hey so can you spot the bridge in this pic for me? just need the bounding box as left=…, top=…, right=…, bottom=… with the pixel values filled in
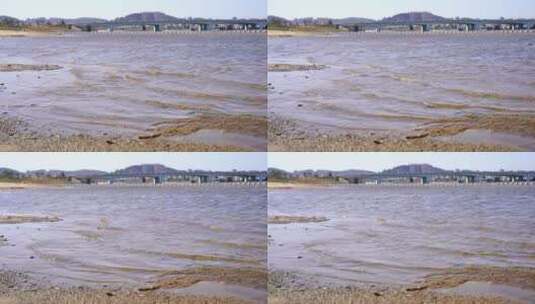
left=74, top=19, right=267, bottom=32
left=337, top=171, right=535, bottom=184
left=335, top=19, right=535, bottom=32
left=70, top=171, right=267, bottom=185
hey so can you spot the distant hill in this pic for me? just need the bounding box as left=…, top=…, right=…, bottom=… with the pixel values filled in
left=382, top=164, right=447, bottom=175
left=0, top=167, right=22, bottom=177
left=383, top=12, right=446, bottom=23
left=114, top=12, right=179, bottom=23
left=114, top=164, right=179, bottom=175
left=268, top=15, right=375, bottom=27
left=0, top=15, right=22, bottom=26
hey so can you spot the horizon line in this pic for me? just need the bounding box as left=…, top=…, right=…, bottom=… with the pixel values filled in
left=268, top=12, right=535, bottom=21
left=1, top=11, right=267, bottom=21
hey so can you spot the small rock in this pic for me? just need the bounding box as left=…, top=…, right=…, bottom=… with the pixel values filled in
left=406, top=133, right=429, bottom=140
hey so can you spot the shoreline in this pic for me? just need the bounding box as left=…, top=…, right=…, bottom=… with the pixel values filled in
left=268, top=117, right=524, bottom=152
left=269, top=266, right=535, bottom=304
left=268, top=181, right=535, bottom=188
left=0, top=270, right=255, bottom=304
left=268, top=29, right=535, bottom=37
left=0, top=116, right=266, bottom=153
left=0, top=182, right=65, bottom=190
left=0, top=29, right=67, bottom=37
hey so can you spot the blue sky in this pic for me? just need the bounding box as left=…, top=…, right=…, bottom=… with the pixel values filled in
left=0, top=153, right=267, bottom=172
left=269, top=153, right=535, bottom=172
left=1, top=0, right=266, bottom=19
left=269, top=0, right=535, bottom=19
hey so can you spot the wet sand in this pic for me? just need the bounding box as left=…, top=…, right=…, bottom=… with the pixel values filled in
left=269, top=266, right=535, bottom=304
left=268, top=216, right=329, bottom=225
left=0, top=215, right=62, bottom=224
left=0, top=64, right=63, bottom=72
left=268, top=64, right=326, bottom=72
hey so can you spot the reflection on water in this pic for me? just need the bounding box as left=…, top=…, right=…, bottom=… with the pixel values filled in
left=0, top=186, right=266, bottom=289
left=269, top=33, right=535, bottom=147
left=268, top=185, right=535, bottom=285
left=0, top=32, right=266, bottom=148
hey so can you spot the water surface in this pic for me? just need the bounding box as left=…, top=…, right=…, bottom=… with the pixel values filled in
left=0, top=32, right=267, bottom=149
left=268, top=185, right=535, bottom=285
left=269, top=33, right=535, bottom=148
left=0, top=185, right=266, bottom=301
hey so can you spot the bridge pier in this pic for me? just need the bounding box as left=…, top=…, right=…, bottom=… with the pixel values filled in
left=420, top=24, right=430, bottom=32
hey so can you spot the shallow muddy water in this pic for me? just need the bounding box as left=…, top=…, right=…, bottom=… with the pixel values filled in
left=269, top=32, right=535, bottom=149
left=0, top=32, right=266, bottom=150
left=0, top=185, right=266, bottom=301
left=268, top=185, right=535, bottom=286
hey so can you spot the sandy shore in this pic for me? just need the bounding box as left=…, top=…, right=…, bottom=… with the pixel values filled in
left=0, top=30, right=65, bottom=37
left=269, top=266, right=535, bottom=304
left=0, top=183, right=53, bottom=190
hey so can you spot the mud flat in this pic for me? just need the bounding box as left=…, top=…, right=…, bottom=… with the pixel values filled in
left=268, top=64, right=326, bottom=72
left=0, top=215, right=62, bottom=224
left=268, top=216, right=329, bottom=225
left=269, top=266, right=535, bottom=304
left=0, top=64, right=62, bottom=72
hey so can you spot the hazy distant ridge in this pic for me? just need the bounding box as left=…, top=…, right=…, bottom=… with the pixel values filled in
left=381, top=164, right=446, bottom=175
left=382, top=12, right=446, bottom=22
left=113, top=164, right=179, bottom=175
left=114, top=12, right=179, bottom=23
